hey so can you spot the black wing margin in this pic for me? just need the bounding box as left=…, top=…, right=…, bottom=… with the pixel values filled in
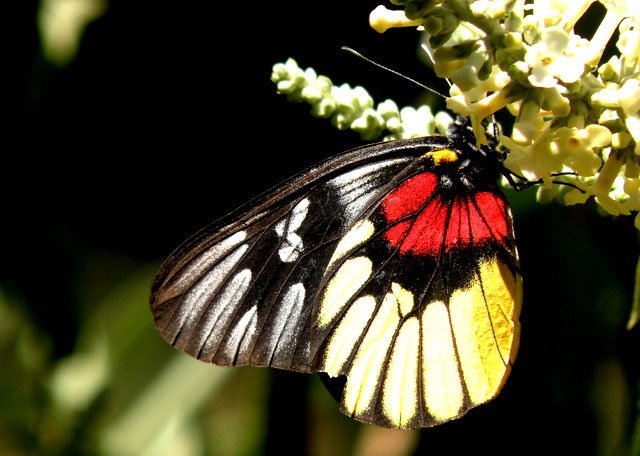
left=150, top=136, right=449, bottom=372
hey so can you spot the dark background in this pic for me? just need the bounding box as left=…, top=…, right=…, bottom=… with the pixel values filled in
left=4, top=1, right=639, bottom=455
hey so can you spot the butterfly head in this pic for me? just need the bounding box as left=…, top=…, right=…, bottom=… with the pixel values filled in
left=423, top=116, right=505, bottom=194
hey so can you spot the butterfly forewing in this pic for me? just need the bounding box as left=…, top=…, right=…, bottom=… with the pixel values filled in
left=151, top=137, right=442, bottom=370
left=150, top=128, right=522, bottom=430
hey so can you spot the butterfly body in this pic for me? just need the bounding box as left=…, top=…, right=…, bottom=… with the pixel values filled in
left=151, top=119, right=522, bottom=429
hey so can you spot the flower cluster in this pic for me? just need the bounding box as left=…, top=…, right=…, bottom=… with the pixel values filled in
left=271, top=58, right=453, bottom=140
left=370, top=0, right=640, bottom=228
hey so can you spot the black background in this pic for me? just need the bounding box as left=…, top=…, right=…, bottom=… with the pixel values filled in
left=6, top=1, right=639, bottom=454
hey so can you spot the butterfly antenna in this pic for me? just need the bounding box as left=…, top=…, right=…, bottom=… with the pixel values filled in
left=341, top=46, right=447, bottom=100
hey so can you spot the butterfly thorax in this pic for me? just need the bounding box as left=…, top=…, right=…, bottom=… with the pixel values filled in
left=424, top=143, right=502, bottom=202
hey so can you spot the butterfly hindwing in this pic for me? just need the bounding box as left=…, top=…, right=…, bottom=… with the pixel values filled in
left=311, top=168, right=522, bottom=428
left=150, top=126, right=523, bottom=430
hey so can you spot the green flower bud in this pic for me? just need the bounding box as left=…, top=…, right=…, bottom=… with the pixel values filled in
left=522, top=14, right=541, bottom=45
left=598, top=57, right=621, bottom=83
left=424, top=9, right=459, bottom=36
left=404, top=0, right=440, bottom=19
left=505, top=9, right=522, bottom=32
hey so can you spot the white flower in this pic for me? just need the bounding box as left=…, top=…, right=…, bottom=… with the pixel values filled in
left=592, top=79, right=640, bottom=115
left=531, top=0, right=566, bottom=26
left=525, top=26, right=585, bottom=88
left=503, top=133, right=564, bottom=182
left=396, top=106, right=437, bottom=139
left=554, top=125, right=611, bottom=176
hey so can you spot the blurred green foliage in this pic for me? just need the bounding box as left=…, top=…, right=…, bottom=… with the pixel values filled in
left=0, top=264, right=417, bottom=455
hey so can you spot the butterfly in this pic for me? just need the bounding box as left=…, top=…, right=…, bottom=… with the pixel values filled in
left=149, top=116, right=522, bottom=429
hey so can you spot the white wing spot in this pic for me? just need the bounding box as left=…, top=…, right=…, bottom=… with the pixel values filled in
left=169, top=231, right=248, bottom=296
left=328, top=159, right=406, bottom=225
left=224, top=302, right=258, bottom=358
left=195, top=268, right=253, bottom=357
left=274, top=198, right=310, bottom=263
left=177, top=244, right=249, bottom=338
left=265, top=283, right=306, bottom=359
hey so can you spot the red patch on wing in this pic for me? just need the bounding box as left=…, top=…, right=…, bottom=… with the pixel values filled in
left=381, top=173, right=437, bottom=220
left=471, top=192, right=508, bottom=240
left=382, top=173, right=509, bottom=256
left=445, top=199, right=470, bottom=247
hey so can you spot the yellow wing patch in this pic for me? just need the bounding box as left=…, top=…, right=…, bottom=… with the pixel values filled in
left=480, top=260, right=523, bottom=365
left=343, top=292, right=399, bottom=417
left=391, top=282, right=415, bottom=316
left=383, top=317, right=419, bottom=427
left=319, top=256, right=372, bottom=327
left=450, top=258, right=521, bottom=407
left=422, top=301, right=464, bottom=421
left=323, top=295, right=375, bottom=377
left=327, top=219, right=375, bottom=269
left=425, top=148, right=458, bottom=165
left=320, top=256, right=521, bottom=429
